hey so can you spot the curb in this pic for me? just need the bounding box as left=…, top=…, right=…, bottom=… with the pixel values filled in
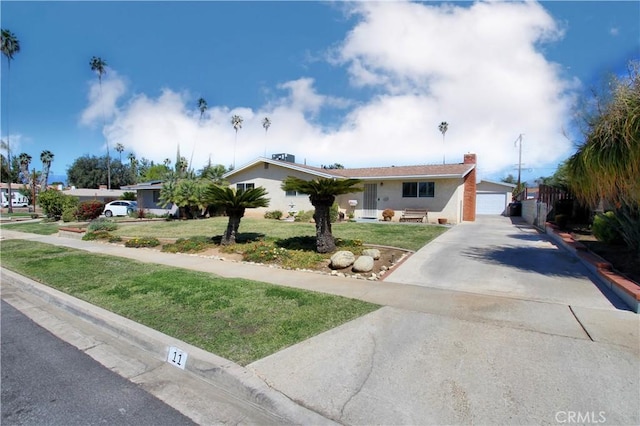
left=545, top=223, right=640, bottom=313
left=1, top=267, right=335, bottom=425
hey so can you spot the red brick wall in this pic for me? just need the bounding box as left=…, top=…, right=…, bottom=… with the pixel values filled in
left=462, top=154, right=476, bottom=222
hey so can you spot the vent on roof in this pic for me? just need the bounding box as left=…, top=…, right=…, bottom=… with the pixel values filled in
left=272, top=153, right=295, bottom=163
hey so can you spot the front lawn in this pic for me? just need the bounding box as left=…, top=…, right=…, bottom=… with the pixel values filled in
left=0, top=239, right=379, bottom=366
left=113, top=217, right=447, bottom=252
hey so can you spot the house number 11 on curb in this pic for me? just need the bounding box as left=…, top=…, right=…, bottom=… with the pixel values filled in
left=168, top=346, right=187, bottom=369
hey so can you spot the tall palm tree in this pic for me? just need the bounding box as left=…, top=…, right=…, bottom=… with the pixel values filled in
left=17, top=152, right=32, bottom=184
left=230, top=114, right=243, bottom=168
left=205, top=185, right=269, bottom=245
left=115, top=143, right=124, bottom=163
left=438, top=121, right=448, bottom=164
left=262, top=116, right=271, bottom=157
left=39, top=150, right=54, bottom=188
left=90, top=56, right=111, bottom=189
left=127, top=152, right=137, bottom=184
left=198, top=97, right=208, bottom=120
left=281, top=177, right=363, bottom=253
left=1, top=29, right=20, bottom=212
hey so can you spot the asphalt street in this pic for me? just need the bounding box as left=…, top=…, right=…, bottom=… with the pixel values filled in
left=1, top=300, right=195, bottom=426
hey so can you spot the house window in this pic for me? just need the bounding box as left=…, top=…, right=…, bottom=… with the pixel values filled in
left=402, top=181, right=434, bottom=198
left=285, top=190, right=298, bottom=197
left=236, top=183, right=255, bottom=192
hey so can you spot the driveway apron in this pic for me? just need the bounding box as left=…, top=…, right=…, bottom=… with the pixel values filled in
left=385, top=215, right=625, bottom=309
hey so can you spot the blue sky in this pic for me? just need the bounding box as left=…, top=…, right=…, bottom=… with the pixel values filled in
left=1, top=1, right=638, bottom=185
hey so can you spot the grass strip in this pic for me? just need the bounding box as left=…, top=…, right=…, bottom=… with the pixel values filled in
left=1, top=221, right=60, bottom=235
left=0, top=240, right=379, bottom=365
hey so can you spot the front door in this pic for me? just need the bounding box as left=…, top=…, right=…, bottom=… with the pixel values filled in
left=362, top=183, right=378, bottom=218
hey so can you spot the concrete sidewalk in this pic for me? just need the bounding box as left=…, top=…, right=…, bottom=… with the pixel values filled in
left=1, top=223, right=639, bottom=424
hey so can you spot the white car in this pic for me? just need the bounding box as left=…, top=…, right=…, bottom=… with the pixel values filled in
left=103, top=200, right=138, bottom=217
left=2, top=200, right=29, bottom=208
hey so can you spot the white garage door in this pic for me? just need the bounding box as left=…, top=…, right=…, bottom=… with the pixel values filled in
left=476, top=192, right=508, bottom=215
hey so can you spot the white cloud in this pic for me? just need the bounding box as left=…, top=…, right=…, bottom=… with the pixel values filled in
left=610, top=27, right=619, bottom=36
left=80, top=1, right=578, bottom=180
left=80, top=70, right=127, bottom=127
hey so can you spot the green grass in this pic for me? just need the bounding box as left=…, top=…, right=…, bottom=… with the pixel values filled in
left=1, top=221, right=61, bottom=235
left=115, top=217, right=447, bottom=251
left=0, top=239, right=379, bottom=365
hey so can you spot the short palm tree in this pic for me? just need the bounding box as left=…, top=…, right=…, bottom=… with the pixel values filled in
left=281, top=177, right=363, bottom=253
left=206, top=185, right=269, bottom=245
left=2, top=29, right=20, bottom=212
left=39, top=150, right=54, bottom=188
left=90, top=56, right=111, bottom=189
left=438, top=121, right=448, bottom=164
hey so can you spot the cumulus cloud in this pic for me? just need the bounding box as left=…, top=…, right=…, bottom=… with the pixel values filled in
left=80, top=70, right=127, bottom=127
left=79, top=1, right=578, bottom=179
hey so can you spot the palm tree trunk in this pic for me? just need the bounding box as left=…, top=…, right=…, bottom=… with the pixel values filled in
left=221, top=207, right=245, bottom=245
left=313, top=202, right=336, bottom=253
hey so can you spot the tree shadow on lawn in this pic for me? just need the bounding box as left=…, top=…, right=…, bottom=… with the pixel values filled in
left=211, top=233, right=265, bottom=244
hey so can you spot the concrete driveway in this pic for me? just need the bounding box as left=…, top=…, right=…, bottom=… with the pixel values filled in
left=385, top=215, right=626, bottom=309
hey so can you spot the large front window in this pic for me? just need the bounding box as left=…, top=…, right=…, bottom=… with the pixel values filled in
left=402, top=181, right=434, bottom=198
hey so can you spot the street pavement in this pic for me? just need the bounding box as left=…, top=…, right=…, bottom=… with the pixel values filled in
left=1, top=216, right=638, bottom=425
left=1, top=300, right=195, bottom=426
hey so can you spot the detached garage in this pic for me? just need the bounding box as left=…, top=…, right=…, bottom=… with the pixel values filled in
left=476, top=180, right=516, bottom=215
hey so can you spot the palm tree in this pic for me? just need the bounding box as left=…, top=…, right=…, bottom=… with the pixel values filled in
left=115, top=143, right=124, bottom=163
left=566, top=62, right=640, bottom=255
left=206, top=185, right=269, bottom=245
left=438, top=121, right=448, bottom=164
left=281, top=177, right=363, bottom=253
left=262, top=116, right=271, bottom=157
left=90, top=56, right=111, bottom=189
left=1, top=29, right=20, bottom=212
left=17, top=152, right=32, bottom=184
left=39, top=150, right=54, bottom=188
left=198, top=97, right=208, bottom=120
left=230, top=114, right=243, bottom=168
left=127, top=152, right=137, bottom=184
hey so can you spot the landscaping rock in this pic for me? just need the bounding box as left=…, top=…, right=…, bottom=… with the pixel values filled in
left=362, top=248, right=381, bottom=260
left=352, top=255, right=374, bottom=272
left=330, top=251, right=356, bottom=269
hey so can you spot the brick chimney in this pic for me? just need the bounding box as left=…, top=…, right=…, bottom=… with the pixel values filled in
left=462, top=153, right=477, bottom=222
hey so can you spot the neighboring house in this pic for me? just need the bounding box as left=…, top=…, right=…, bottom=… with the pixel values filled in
left=120, top=181, right=178, bottom=216
left=62, top=186, right=129, bottom=203
left=476, top=180, right=517, bottom=216
left=223, top=153, right=478, bottom=224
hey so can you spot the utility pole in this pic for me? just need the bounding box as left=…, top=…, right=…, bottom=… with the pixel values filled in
left=515, top=134, right=524, bottom=192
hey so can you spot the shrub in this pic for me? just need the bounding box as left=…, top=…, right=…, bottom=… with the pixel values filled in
left=87, top=217, right=118, bottom=232
left=330, top=203, right=339, bottom=223
left=162, top=236, right=214, bottom=253
left=38, top=189, right=78, bottom=218
left=295, top=210, right=314, bottom=222
left=125, top=237, right=160, bottom=248
left=83, top=230, right=113, bottom=241
left=592, top=211, right=623, bottom=244
left=554, top=214, right=569, bottom=229
left=121, top=192, right=137, bottom=201
left=76, top=200, right=104, bottom=221
left=264, top=210, right=284, bottom=220
left=382, top=209, right=395, bottom=221
left=62, top=207, right=77, bottom=223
